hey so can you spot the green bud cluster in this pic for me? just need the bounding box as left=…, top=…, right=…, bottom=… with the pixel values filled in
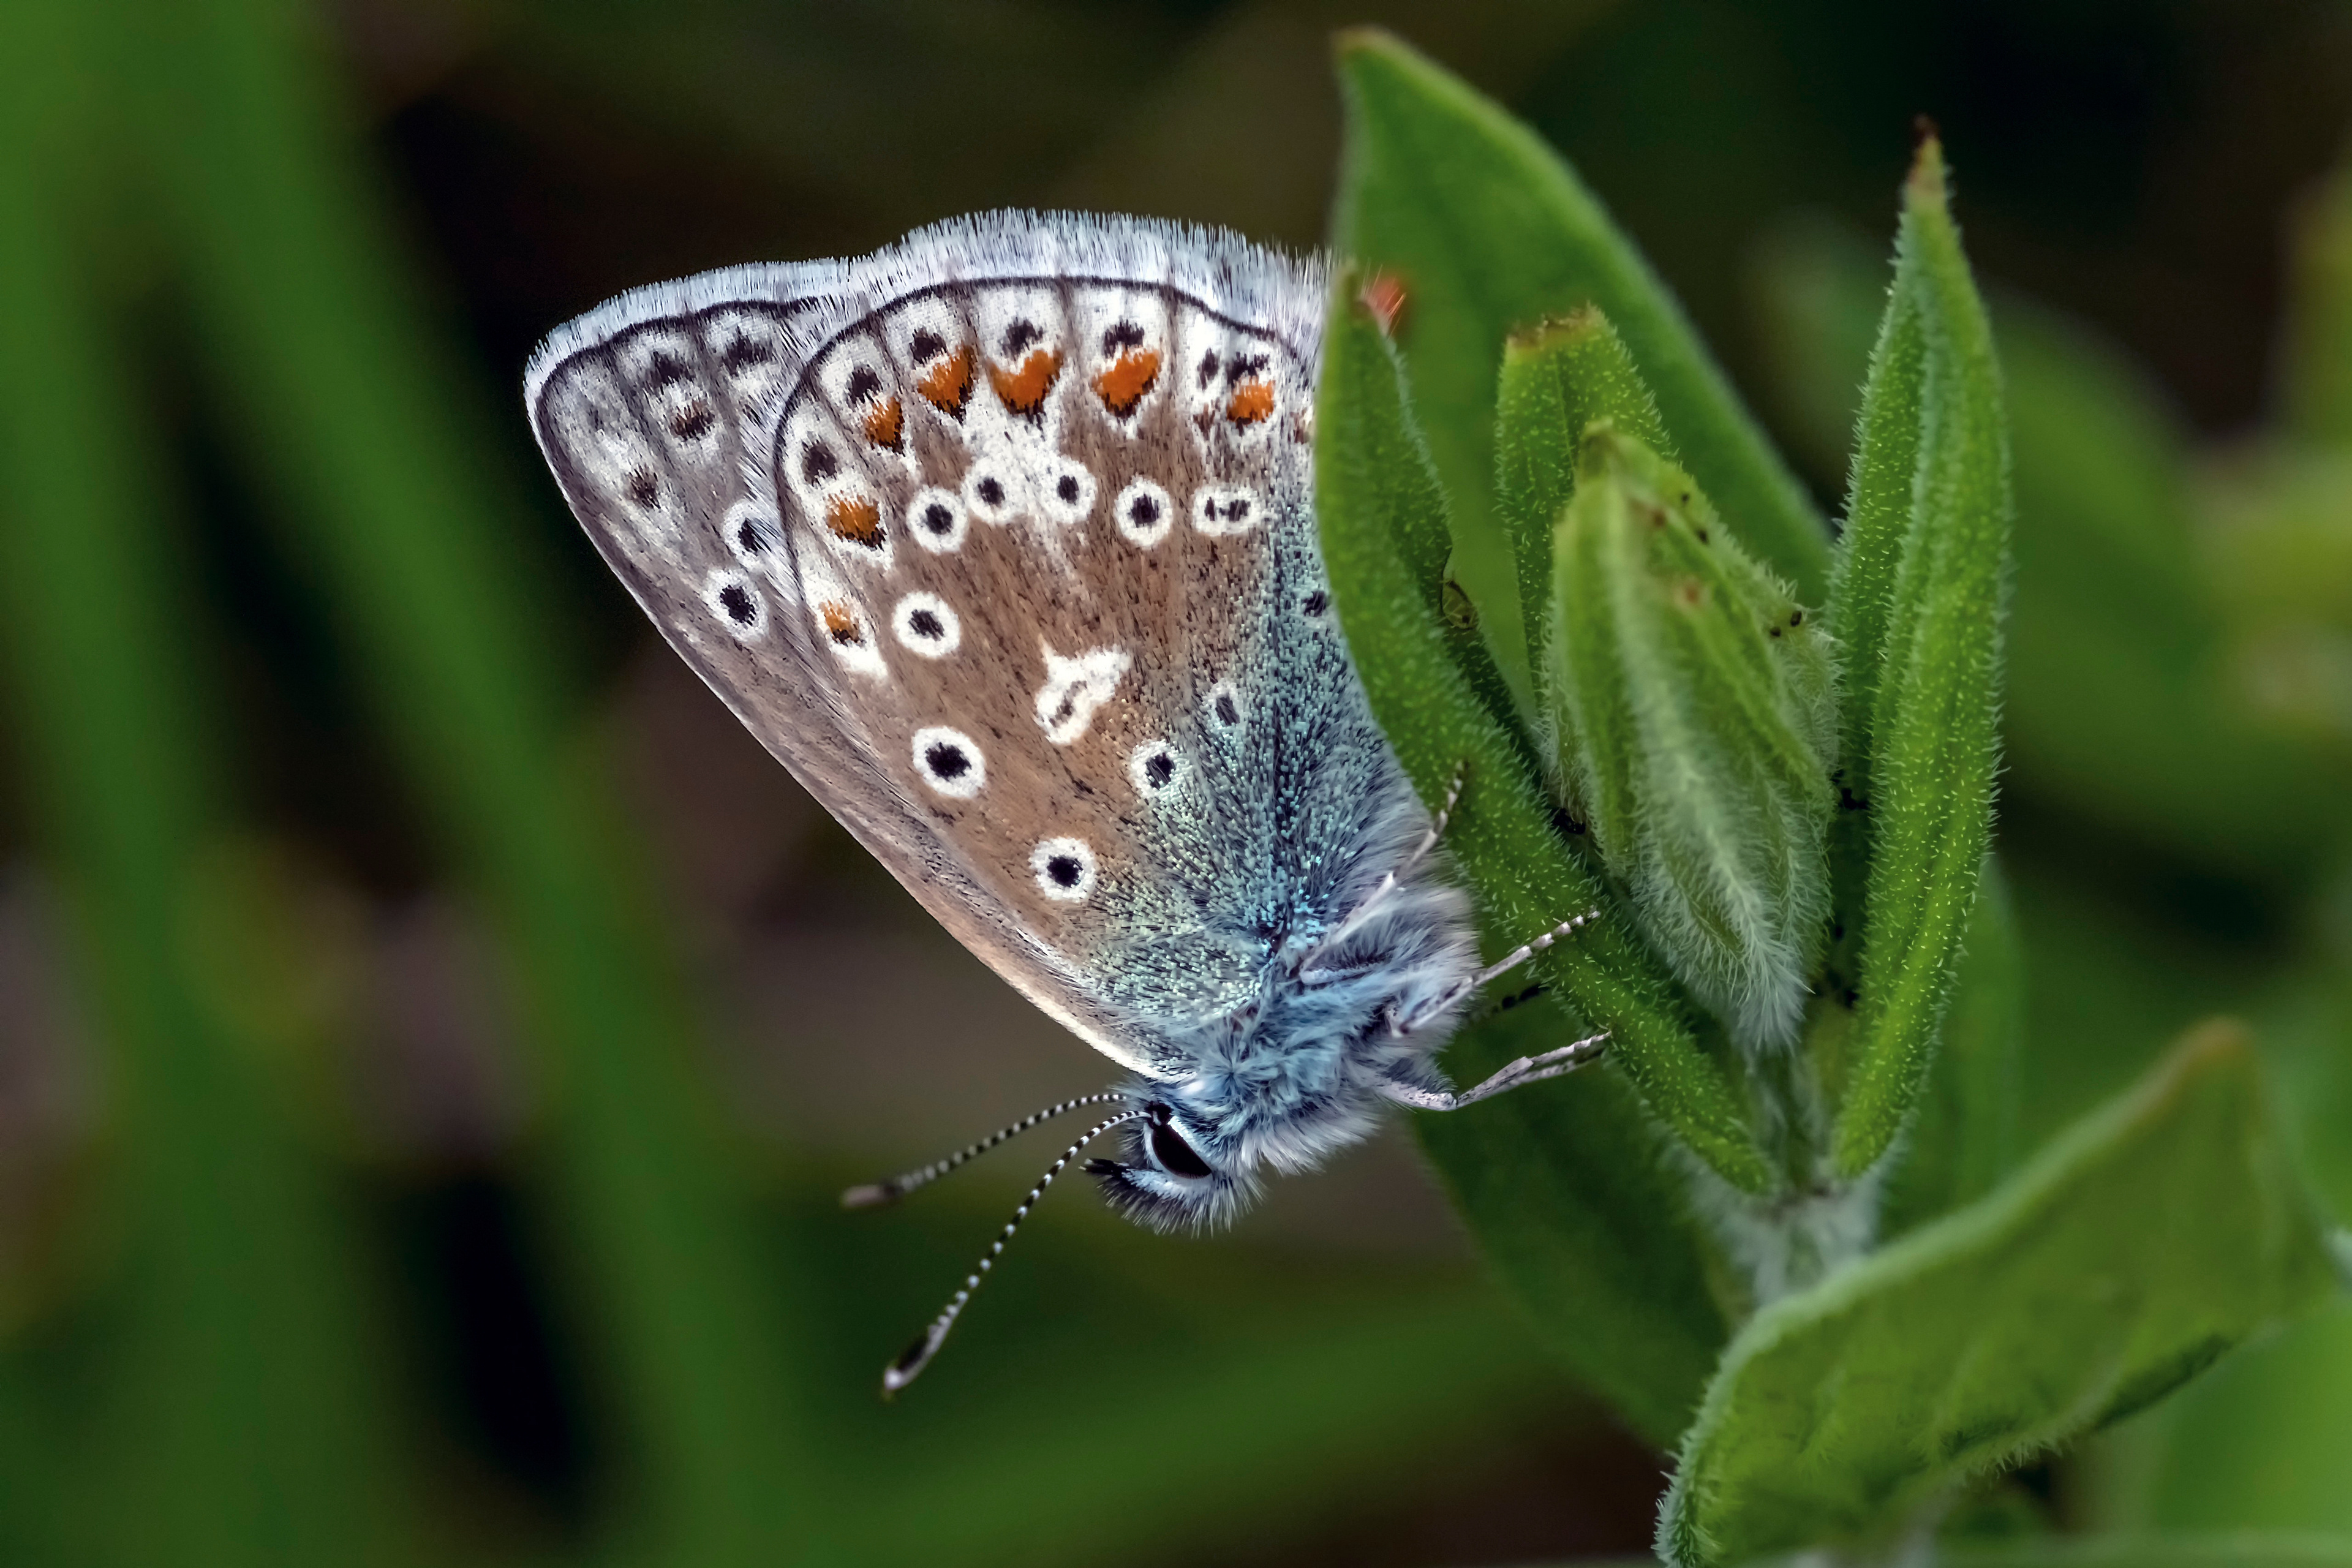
left=1542, top=427, right=1838, bottom=1050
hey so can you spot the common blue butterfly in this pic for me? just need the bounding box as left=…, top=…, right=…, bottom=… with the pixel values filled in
left=524, top=213, right=1602, bottom=1389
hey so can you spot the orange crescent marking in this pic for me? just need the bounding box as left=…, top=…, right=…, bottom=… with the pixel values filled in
left=987, top=349, right=1064, bottom=415
left=862, top=395, right=904, bottom=450
left=825, top=495, right=883, bottom=547
left=1091, top=349, right=1161, bottom=417
left=916, top=346, right=974, bottom=416
left=1225, top=380, right=1275, bottom=425
left=818, top=601, right=864, bottom=645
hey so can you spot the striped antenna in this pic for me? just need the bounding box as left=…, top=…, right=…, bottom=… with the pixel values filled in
left=881, top=1106, right=1147, bottom=1396
left=841, top=1091, right=1134, bottom=1208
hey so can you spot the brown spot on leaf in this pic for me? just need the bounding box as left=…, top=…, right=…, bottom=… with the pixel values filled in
left=1093, top=349, right=1161, bottom=417
left=989, top=349, right=1063, bottom=415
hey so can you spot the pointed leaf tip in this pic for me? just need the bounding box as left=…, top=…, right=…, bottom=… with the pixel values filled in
left=1907, top=127, right=1950, bottom=209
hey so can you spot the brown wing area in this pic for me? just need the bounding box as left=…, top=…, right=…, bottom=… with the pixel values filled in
left=774, top=279, right=1310, bottom=1016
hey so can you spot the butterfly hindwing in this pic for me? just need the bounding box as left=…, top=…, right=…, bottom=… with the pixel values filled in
left=527, top=216, right=1385, bottom=1078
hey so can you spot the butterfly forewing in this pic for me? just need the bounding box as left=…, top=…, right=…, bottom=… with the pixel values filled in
left=526, top=216, right=1382, bottom=1077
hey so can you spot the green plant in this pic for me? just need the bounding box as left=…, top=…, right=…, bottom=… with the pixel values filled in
left=1317, top=30, right=2346, bottom=1565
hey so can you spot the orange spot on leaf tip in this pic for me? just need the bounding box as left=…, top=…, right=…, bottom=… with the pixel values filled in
left=818, top=601, right=864, bottom=645
left=916, top=345, right=974, bottom=416
left=862, top=395, right=904, bottom=450
left=826, top=495, right=883, bottom=546
left=988, top=349, right=1064, bottom=415
left=1224, top=380, right=1275, bottom=425
left=1358, top=272, right=1409, bottom=337
left=1092, top=349, right=1161, bottom=417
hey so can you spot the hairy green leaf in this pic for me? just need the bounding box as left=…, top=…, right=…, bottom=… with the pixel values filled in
left=1548, top=428, right=1835, bottom=1051
left=1657, top=1022, right=2342, bottom=1568
left=1828, top=139, right=2013, bottom=1177
left=1333, top=28, right=1831, bottom=716
left=1316, top=275, right=1776, bottom=1196
left=1494, top=306, right=1675, bottom=722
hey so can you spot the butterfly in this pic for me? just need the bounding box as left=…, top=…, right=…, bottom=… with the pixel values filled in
left=524, top=212, right=1604, bottom=1389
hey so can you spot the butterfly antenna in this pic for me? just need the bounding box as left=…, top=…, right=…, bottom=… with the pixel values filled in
left=881, top=1106, right=1148, bottom=1396
left=841, top=1091, right=1134, bottom=1209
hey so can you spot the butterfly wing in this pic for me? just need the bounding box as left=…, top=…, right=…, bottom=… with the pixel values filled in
left=527, top=216, right=1385, bottom=1079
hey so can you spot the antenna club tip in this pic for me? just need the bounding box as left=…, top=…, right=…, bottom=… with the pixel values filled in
left=841, top=1182, right=900, bottom=1210
left=881, top=1328, right=946, bottom=1397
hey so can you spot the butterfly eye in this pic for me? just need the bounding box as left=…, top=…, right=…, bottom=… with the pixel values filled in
left=1145, top=1110, right=1215, bottom=1180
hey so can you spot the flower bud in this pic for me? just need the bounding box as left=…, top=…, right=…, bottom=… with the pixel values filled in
left=1547, top=425, right=1836, bottom=1050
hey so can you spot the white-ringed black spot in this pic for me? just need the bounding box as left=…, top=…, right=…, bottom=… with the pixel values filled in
left=1128, top=739, right=1187, bottom=799
left=625, top=468, right=658, bottom=508
left=891, top=592, right=961, bottom=658
left=846, top=364, right=882, bottom=402
left=978, top=477, right=1005, bottom=505
left=1030, top=836, right=1098, bottom=903
left=1192, top=484, right=1262, bottom=537
left=1057, top=474, right=1080, bottom=505
left=736, top=518, right=767, bottom=555
left=911, top=726, right=986, bottom=799
left=670, top=401, right=716, bottom=442
left=1102, top=320, right=1146, bottom=354
left=1224, top=352, right=1270, bottom=386
left=801, top=440, right=838, bottom=483
left=1302, top=590, right=1329, bottom=617
left=1216, top=693, right=1239, bottom=725
left=645, top=350, right=692, bottom=388
left=911, top=327, right=946, bottom=362
left=1002, top=319, right=1045, bottom=356
left=908, top=486, right=968, bottom=552
left=704, top=571, right=766, bottom=640
left=1113, top=477, right=1175, bottom=548
left=1197, top=349, right=1219, bottom=388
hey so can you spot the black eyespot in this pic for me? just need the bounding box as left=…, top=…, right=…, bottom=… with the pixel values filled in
left=1002, top=319, right=1044, bottom=356
left=1056, top=473, right=1080, bottom=505
left=625, top=468, right=658, bottom=507
left=801, top=441, right=837, bottom=483
left=1224, top=352, right=1269, bottom=386
left=908, top=608, right=944, bottom=640
left=922, top=502, right=954, bottom=534
left=1303, top=590, right=1329, bottom=617
left=717, top=583, right=756, bottom=625
left=977, top=476, right=1005, bottom=507
left=1129, top=493, right=1161, bottom=526
left=1214, top=693, right=1238, bottom=726
left=924, top=742, right=970, bottom=781
left=1197, top=349, right=1220, bottom=388
left=720, top=335, right=774, bottom=373
left=645, top=350, right=693, bottom=388
left=736, top=518, right=766, bottom=554
left=1147, top=1112, right=1214, bottom=1180
left=845, top=364, right=881, bottom=402
left=911, top=328, right=946, bottom=362
left=1045, top=854, right=1083, bottom=889
left=1144, top=750, right=1174, bottom=788
left=1102, top=320, right=1146, bottom=353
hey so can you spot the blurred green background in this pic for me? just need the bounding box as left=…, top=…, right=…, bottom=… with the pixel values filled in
left=1, top=1, right=2348, bottom=1564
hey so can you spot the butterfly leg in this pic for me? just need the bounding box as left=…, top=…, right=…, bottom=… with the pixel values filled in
left=1378, top=1028, right=1610, bottom=1110
left=1295, top=764, right=1468, bottom=981
left=1392, top=907, right=1602, bottom=1035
